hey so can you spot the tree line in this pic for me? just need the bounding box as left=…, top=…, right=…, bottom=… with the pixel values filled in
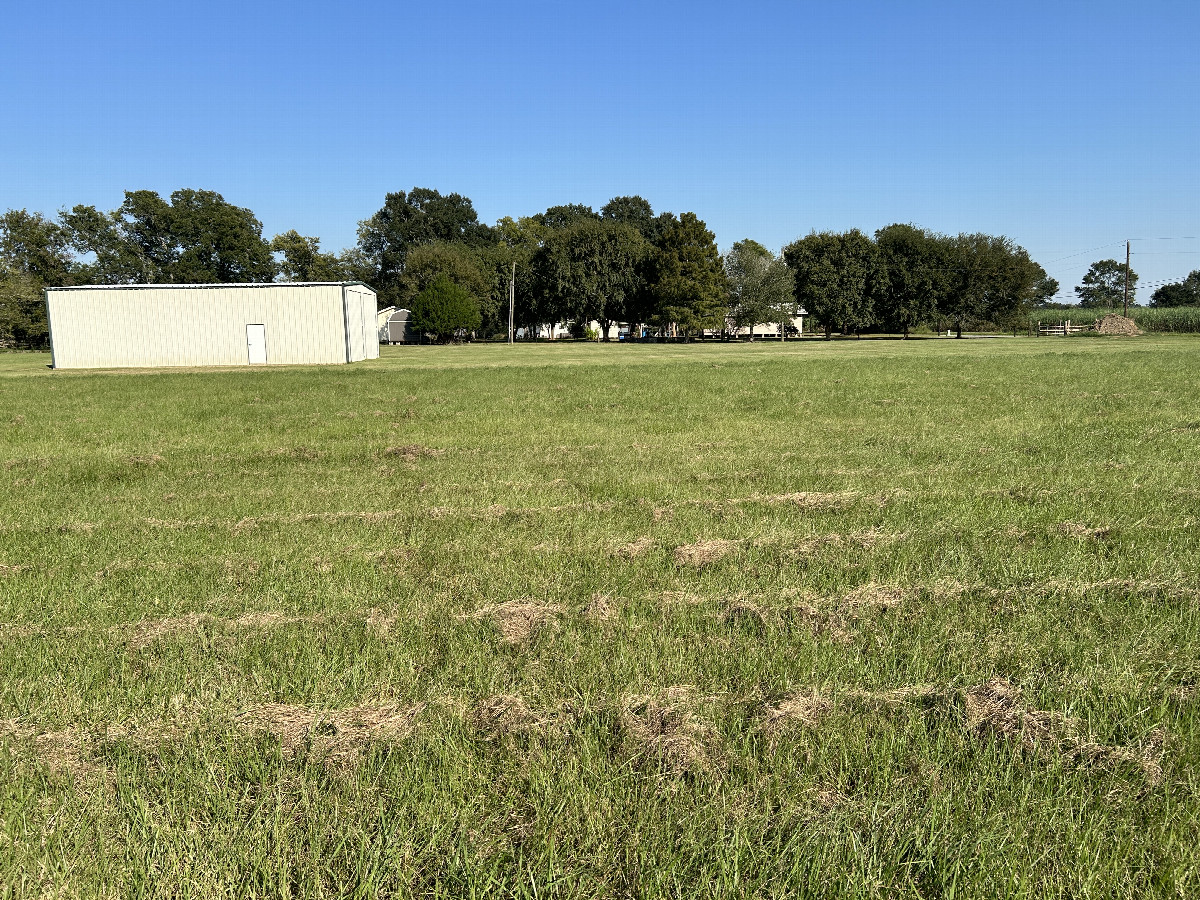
left=0, top=185, right=1149, bottom=347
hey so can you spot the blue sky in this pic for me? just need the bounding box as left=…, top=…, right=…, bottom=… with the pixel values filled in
left=3, top=0, right=1198, bottom=299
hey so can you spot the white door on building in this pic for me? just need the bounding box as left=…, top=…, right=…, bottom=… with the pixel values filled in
left=246, top=324, right=267, bottom=364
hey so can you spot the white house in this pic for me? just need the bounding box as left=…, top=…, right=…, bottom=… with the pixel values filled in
left=45, top=282, right=378, bottom=369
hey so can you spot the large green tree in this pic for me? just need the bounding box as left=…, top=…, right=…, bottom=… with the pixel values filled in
left=408, top=275, right=482, bottom=342
left=783, top=230, right=878, bottom=339
left=1151, top=271, right=1200, bottom=307
left=645, top=213, right=727, bottom=336
left=399, top=242, right=495, bottom=331
left=941, top=233, right=1044, bottom=337
left=63, top=189, right=276, bottom=284
left=484, top=216, right=548, bottom=338
left=0, top=210, right=76, bottom=286
left=1075, top=259, right=1138, bottom=310
left=270, top=230, right=349, bottom=282
left=724, top=240, right=795, bottom=339
left=356, top=188, right=489, bottom=305
left=874, top=224, right=948, bottom=337
left=0, top=267, right=50, bottom=348
left=533, top=219, right=647, bottom=340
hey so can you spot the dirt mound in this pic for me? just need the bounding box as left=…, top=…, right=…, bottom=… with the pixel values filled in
left=1094, top=314, right=1141, bottom=335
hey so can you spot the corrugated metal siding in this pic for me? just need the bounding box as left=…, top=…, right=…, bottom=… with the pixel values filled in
left=46, top=284, right=354, bottom=369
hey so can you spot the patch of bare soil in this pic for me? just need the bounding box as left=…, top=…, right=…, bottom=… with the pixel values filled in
left=237, top=701, right=422, bottom=768
left=620, top=686, right=721, bottom=776
left=674, top=539, right=741, bottom=567
left=1094, top=314, right=1141, bottom=335
left=613, top=536, right=656, bottom=559
left=469, top=600, right=563, bottom=645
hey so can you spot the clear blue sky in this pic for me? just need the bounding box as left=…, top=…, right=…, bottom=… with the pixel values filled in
left=3, top=0, right=1198, bottom=299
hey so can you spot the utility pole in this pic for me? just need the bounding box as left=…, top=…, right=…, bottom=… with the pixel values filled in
left=1123, top=240, right=1131, bottom=317
left=507, top=262, right=515, bottom=343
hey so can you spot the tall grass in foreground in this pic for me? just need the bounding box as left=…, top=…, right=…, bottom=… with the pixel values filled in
left=0, top=337, right=1198, bottom=897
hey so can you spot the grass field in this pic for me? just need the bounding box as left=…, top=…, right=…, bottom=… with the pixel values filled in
left=1, top=337, right=1198, bottom=898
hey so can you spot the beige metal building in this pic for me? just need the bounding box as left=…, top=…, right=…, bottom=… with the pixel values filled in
left=45, top=282, right=378, bottom=369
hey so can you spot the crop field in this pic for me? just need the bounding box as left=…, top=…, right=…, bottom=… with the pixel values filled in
left=1, top=337, right=1199, bottom=898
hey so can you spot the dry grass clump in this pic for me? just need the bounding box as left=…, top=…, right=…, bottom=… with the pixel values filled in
left=128, top=453, right=165, bottom=466
left=0, top=563, right=28, bottom=575
left=841, top=583, right=910, bottom=613
left=126, top=613, right=208, bottom=649
left=237, top=701, right=422, bottom=768
left=470, top=600, right=563, bottom=645
left=674, top=538, right=740, bottom=568
left=380, top=444, right=442, bottom=461
left=721, top=599, right=770, bottom=631
left=1056, top=522, right=1112, bottom=540
left=763, top=690, right=833, bottom=734
left=961, top=678, right=1164, bottom=783
left=470, top=695, right=547, bottom=741
left=0, top=720, right=99, bottom=780
left=582, top=593, right=619, bottom=623
left=620, top=686, right=721, bottom=776
left=613, top=536, right=656, bottom=559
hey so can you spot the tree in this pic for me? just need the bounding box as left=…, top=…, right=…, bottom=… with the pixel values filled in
left=724, top=240, right=795, bottom=339
left=783, top=230, right=878, bottom=339
left=63, top=189, right=276, bottom=284
left=0, top=267, right=50, bottom=348
left=271, top=230, right=347, bottom=281
left=1075, top=259, right=1138, bottom=309
left=1151, top=271, right=1200, bottom=307
left=601, top=196, right=654, bottom=233
left=533, top=219, right=646, bottom=340
left=408, top=275, right=481, bottom=342
left=484, top=216, right=548, bottom=338
left=399, top=242, right=494, bottom=328
left=873, top=224, right=948, bottom=337
left=0, top=210, right=76, bottom=286
left=535, top=204, right=599, bottom=231
left=356, top=188, right=489, bottom=304
left=939, top=233, right=1044, bottom=337
left=645, top=213, right=727, bottom=336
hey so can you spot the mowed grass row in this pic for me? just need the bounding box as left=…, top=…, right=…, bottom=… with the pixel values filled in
left=1, top=338, right=1198, bottom=897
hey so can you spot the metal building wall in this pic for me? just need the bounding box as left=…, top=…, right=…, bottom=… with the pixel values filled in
left=46, top=283, right=376, bottom=369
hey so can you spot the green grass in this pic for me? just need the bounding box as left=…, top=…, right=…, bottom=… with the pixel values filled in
left=1, top=337, right=1198, bottom=898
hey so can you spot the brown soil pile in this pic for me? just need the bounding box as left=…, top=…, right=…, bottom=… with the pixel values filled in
left=1094, top=314, right=1141, bottom=335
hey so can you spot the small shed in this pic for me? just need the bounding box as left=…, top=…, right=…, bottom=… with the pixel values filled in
left=383, top=308, right=413, bottom=344
left=45, top=282, right=378, bottom=369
